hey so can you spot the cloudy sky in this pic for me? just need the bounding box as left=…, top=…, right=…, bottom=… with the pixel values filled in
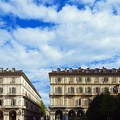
left=0, top=0, right=120, bottom=107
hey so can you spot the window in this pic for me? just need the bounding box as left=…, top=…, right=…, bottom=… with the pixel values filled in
left=69, top=68, right=72, bottom=73
left=12, top=87, right=16, bottom=94
left=84, top=99, right=88, bottom=106
left=94, top=68, right=98, bottom=73
left=11, top=78, right=15, bottom=83
left=104, top=77, right=108, bottom=83
left=112, top=68, right=116, bottom=73
left=11, top=99, right=16, bottom=106
left=78, top=87, right=83, bottom=93
left=112, top=77, right=116, bottom=83
left=58, top=87, right=62, bottom=93
left=0, top=87, right=3, bottom=94
left=103, top=68, right=107, bottom=73
left=77, top=77, right=82, bottom=83
left=86, top=70, right=89, bottom=73
left=94, top=77, right=99, bottom=83
left=96, top=87, right=100, bottom=93
left=0, top=99, right=3, bottom=106
left=69, top=87, right=74, bottom=93
left=86, top=87, right=91, bottom=93
left=79, top=98, right=81, bottom=105
left=56, top=77, right=61, bottom=83
left=69, top=77, right=73, bottom=83
left=86, top=77, right=91, bottom=83
left=57, top=68, right=61, bottom=73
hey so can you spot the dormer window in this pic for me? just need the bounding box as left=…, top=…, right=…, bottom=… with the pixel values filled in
left=112, top=68, right=116, bottom=73
left=103, top=68, right=107, bottom=73
left=69, top=68, right=72, bottom=73
left=86, top=70, right=89, bottom=73
left=57, top=68, right=61, bottom=73
left=94, top=68, right=98, bottom=73
left=77, top=67, right=81, bottom=73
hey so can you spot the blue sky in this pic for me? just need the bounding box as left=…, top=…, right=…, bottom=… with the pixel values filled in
left=0, top=0, right=120, bottom=107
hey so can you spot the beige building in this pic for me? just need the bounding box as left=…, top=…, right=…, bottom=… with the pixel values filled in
left=49, top=67, right=120, bottom=120
left=0, top=68, right=41, bottom=120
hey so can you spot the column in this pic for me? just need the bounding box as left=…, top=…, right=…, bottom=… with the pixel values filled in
left=3, top=112, right=9, bottom=120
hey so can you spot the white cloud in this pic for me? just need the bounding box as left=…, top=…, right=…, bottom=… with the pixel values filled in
left=1, top=0, right=120, bottom=107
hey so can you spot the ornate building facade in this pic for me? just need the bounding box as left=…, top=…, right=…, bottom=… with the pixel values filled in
left=0, top=68, right=41, bottom=120
left=49, top=67, right=120, bottom=120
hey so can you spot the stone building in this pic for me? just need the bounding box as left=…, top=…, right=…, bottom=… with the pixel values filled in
left=0, top=68, right=41, bottom=120
left=49, top=67, right=120, bottom=120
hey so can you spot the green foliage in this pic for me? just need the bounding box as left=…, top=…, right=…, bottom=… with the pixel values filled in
left=101, top=88, right=117, bottom=117
left=40, top=100, right=46, bottom=116
left=86, top=88, right=118, bottom=120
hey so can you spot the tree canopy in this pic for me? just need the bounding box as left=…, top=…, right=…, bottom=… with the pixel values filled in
left=86, top=88, right=120, bottom=120
left=40, top=100, right=46, bottom=116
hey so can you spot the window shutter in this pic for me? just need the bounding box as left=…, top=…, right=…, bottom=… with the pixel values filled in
left=15, top=88, right=16, bottom=93
left=93, top=88, right=96, bottom=94
left=9, top=88, right=11, bottom=93
left=76, top=88, right=78, bottom=93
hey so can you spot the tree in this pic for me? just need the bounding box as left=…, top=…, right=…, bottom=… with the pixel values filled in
left=40, top=100, right=46, bottom=116
left=86, top=88, right=117, bottom=120
left=86, top=94, right=105, bottom=120
left=101, top=88, right=117, bottom=120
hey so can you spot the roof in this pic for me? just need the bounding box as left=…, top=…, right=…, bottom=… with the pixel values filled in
left=49, top=67, right=120, bottom=76
left=0, top=68, right=41, bottom=98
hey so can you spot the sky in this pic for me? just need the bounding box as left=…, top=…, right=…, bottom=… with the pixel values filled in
left=0, top=0, right=120, bottom=107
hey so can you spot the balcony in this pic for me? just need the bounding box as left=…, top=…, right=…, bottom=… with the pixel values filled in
left=7, top=92, right=16, bottom=96
left=66, top=92, right=75, bottom=96
left=54, top=92, right=62, bottom=96
left=3, top=105, right=26, bottom=109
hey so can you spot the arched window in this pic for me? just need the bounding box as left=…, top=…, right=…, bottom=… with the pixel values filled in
left=69, top=87, right=74, bottom=93
left=86, top=87, right=91, bottom=93
left=104, top=77, right=108, bottom=83
left=77, top=77, right=82, bottom=83
left=96, top=87, right=100, bottom=93
left=86, top=77, right=91, bottom=83
left=78, top=87, right=83, bottom=93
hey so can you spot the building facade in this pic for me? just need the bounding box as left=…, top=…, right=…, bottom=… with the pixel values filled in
left=0, top=68, right=41, bottom=120
left=49, top=67, right=120, bottom=120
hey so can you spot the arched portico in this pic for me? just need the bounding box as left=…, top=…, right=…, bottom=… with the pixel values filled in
left=55, top=110, right=63, bottom=120
left=77, top=110, right=84, bottom=120
left=9, top=110, right=16, bottom=120
left=68, top=110, right=75, bottom=120
left=0, top=110, right=3, bottom=120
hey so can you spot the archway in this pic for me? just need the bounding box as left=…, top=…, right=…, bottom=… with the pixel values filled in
left=77, top=110, right=84, bottom=120
left=55, top=110, right=63, bottom=120
left=0, top=110, right=3, bottom=120
left=68, top=110, right=75, bottom=120
left=9, top=111, right=16, bottom=120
